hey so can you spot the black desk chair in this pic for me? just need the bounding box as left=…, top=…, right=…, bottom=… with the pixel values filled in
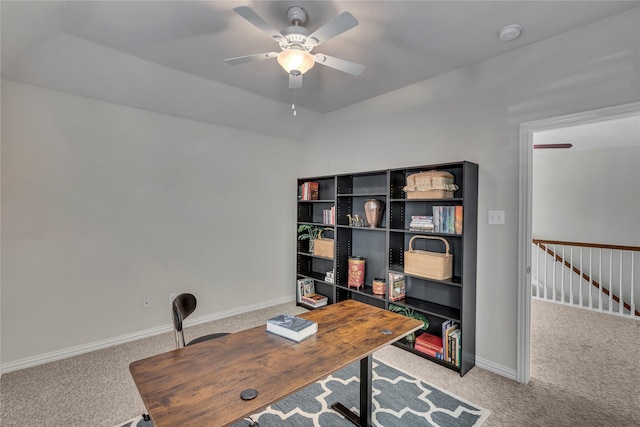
left=172, top=293, right=230, bottom=348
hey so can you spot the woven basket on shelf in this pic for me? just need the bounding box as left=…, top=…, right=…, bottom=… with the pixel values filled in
left=403, top=170, right=458, bottom=200
left=407, top=190, right=453, bottom=199
left=313, top=230, right=334, bottom=259
left=404, top=235, right=452, bottom=280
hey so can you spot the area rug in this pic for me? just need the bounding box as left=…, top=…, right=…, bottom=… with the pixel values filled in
left=117, top=359, right=490, bottom=427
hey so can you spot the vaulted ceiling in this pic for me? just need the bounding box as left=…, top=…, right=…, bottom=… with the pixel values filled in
left=2, top=1, right=639, bottom=140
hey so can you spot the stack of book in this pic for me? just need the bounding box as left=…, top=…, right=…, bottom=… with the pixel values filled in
left=301, top=293, right=328, bottom=307
left=297, top=278, right=329, bottom=309
left=415, top=332, right=443, bottom=358
left=409, top=215, right=434, bottom=231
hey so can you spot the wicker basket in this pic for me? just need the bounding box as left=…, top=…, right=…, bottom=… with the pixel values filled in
left=404, top=235, right=452, bottom=280
left=403, top=170, right=457, bottom=200
left=313, top=230, right=334, bottom=259
left=407, top=190, right=453, bottom=199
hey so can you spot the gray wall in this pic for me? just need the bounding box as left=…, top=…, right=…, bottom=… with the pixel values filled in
left=533, top=146, right=640, bottom=245
left=2, top=8, right=639, bottom=374
left=300, top=9, right=640, bottom=373
left=1, top=81, right=301, bottom=364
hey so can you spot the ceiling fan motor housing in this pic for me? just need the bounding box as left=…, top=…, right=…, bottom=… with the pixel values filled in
left=287, top=6, right=308, bottom=25
left=281, top=26, right=310, bottom=43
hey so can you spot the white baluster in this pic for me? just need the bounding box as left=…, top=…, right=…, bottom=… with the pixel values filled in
left=579, top=247, right=583, bottom=309
left=631, top=251, right=636, bottom=317
left=543, top=244, right=548, bottom=300
left=608, top=249, right=613, bottom=314
left=560, top=245, right=567, bottom=304
left=569, top=246, right=574, bottom=306
left=588, top=248, right=593, bottom=309
left=598, top=248, right=603, bottom=312
left=535, top=245, right=540, bottom=298
left=619, top=251, right=624, bottom=315
left=552, top=244, right=557, bottom=302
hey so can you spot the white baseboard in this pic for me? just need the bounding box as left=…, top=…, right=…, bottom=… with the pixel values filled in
left=1, top=296, right=295, bottom=374
left=475, top=355, right=517, bottom=381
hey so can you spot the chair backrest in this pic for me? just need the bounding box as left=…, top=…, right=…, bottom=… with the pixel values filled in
left=172, top=293, right=198, bottom=348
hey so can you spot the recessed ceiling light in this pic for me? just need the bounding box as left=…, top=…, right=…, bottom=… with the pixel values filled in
left=498, top=24, right=522, bottom=41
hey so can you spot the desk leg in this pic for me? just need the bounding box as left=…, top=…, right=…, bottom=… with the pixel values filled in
left=331, top=354, right=372, bottom=427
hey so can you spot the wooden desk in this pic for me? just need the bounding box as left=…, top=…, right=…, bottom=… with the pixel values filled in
left=129, top=300, right=422, bottom=427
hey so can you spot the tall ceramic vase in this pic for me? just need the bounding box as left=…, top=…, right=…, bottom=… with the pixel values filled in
left=363, top=199, right=384, bottom=228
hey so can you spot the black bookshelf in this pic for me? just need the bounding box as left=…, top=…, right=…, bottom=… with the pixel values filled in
left=296, top=161, right=478, bottom=376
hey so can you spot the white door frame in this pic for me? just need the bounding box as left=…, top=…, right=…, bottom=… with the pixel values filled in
left=517, top=101, right=640, bottom=384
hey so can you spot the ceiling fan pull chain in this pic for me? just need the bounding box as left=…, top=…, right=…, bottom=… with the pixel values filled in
left=292, top=89, right=297, bottom=117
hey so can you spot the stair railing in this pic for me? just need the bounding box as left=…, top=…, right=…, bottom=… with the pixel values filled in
left=532, top=239, right=640, bottom=319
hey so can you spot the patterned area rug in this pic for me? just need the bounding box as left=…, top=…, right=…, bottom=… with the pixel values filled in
left=118, top=359, right=489, bottom=427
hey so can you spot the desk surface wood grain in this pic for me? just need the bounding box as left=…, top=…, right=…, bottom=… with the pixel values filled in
left=129, top=300, right=423, bottom=427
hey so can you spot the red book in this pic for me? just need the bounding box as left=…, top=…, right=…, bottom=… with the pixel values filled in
left=416, top=333, right=443, bottom=352
left=455, top=205, right=463, bottom=234
left=308, top=182, right=319, bottom=200
left=414, top=343, right=438, bottom=357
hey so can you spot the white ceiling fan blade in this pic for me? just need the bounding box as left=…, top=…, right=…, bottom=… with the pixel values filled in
left=233, top=6, right=286, bottom=43
left=306, top=11, right=358, bottom=46
left=224, top=52, right=278, bottom=65
left=289, top=73, right=302, bottom=89
left=314, top=54, right=365, bottom=76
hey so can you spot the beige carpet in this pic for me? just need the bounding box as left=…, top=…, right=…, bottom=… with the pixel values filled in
left=1, top=299, right=638, bottom=426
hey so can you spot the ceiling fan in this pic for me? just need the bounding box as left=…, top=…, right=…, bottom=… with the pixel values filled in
left=224, top=6, right=365, bottom=89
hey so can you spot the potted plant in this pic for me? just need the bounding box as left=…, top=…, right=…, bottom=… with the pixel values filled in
left=389, top=304, right=429, bottom=343
left=297, top=224, right=328, bottom=254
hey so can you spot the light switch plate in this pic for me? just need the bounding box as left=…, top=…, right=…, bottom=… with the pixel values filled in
left=488, top=210, right=505, bottom=225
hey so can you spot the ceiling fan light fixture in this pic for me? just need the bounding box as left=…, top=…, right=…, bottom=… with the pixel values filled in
left=277, top=49, right=315, bottom=75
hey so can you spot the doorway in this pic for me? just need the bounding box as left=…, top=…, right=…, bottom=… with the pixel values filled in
left=517, top=101, right=640, bottom=384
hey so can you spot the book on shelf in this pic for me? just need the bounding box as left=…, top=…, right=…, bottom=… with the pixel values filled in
left=388, top=272, right=406, bottom=301
left=431, top=206, right=462, bottom=233
left=448, top=329, right=461, bottom=366
left=415, top=332, right=443, bottom=353
left=409, top=215, right=434, bottom=231
left=441, top=319, right=452, bottom=359
left=415, top=332, right=444, bottom=358
left=301, top=293, right=328, bottom=307
left=441, top=321, right=459, bottom=364
left=443, top=206, right=448, bottom=232
left=450, top=206, right=456, bottom=233
left=296, top=278, right=315, bottom=303
left=454, top=205, right=463, bottom=234
left=432, top=207, right=440, bottom=232
left=323, top=206, right=335, bottom=225
left=300, top=182, right=319, bottom=201
left=266, top=314, right=318, bottom=342
left=415, top=344, right=442, bottom=358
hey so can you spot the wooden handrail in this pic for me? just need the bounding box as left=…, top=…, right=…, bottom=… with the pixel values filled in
left=532, top=239, right=640, bottom=252
left=533, top=241, right=640, bottom=317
